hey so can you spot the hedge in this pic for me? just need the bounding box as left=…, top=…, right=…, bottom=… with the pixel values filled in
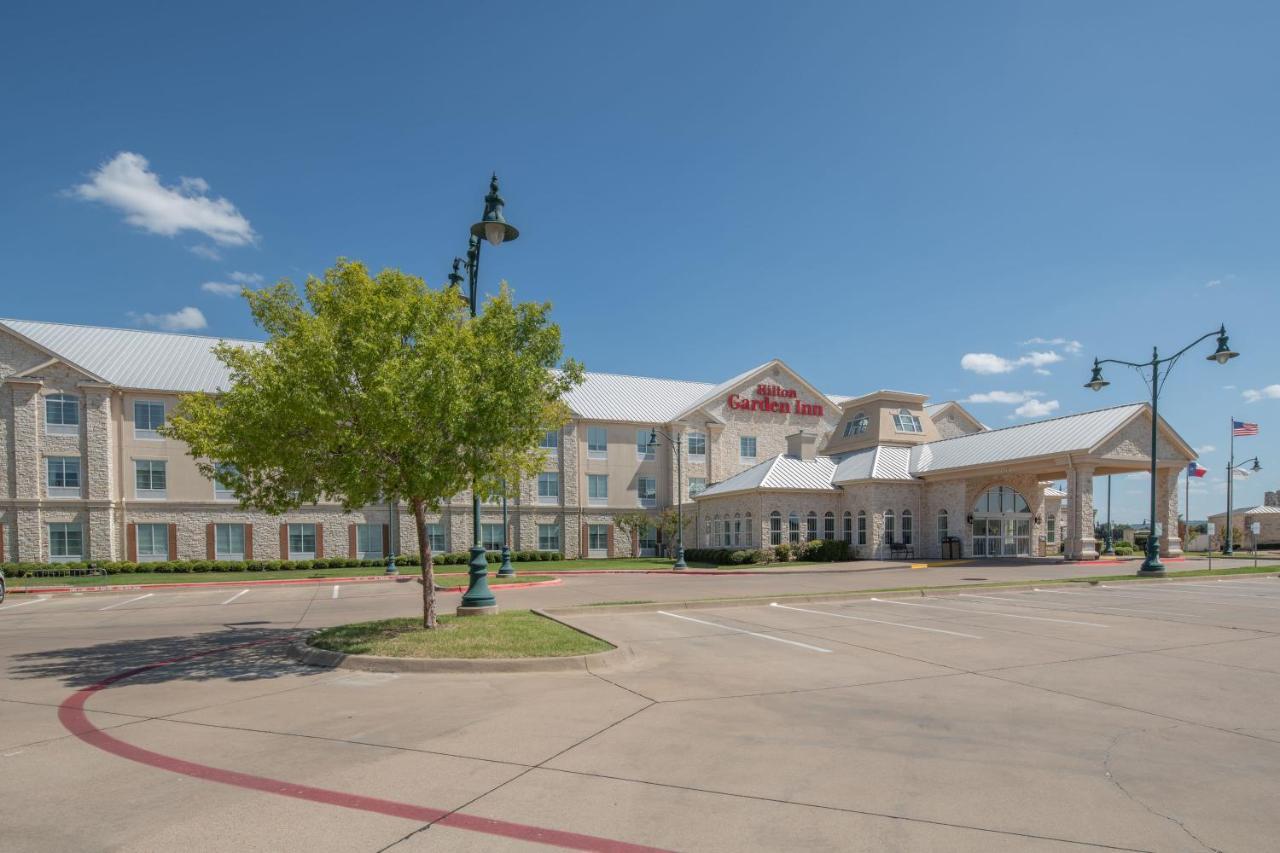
left=0, top=551, right=565, bottom=578
left=682, top=540, right=850, bottom=565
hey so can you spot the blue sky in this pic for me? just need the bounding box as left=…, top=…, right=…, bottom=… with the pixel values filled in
left=1, top=1, right=1277, bottom=522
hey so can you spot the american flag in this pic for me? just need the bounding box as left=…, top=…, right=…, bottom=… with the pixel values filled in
left=1233, top=420, right=1259, bottom=436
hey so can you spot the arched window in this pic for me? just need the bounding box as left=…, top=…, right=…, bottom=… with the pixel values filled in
left=724, top=518, right=734, bottom=547
left=892, top=409, right=923, bottom=434
left=704, top=518, right=711, bottom=545
left=824, top=511, right=835, bottom=541
left=901, top=510, right=913, bottom=545
left=788, top=512, right=801, bottom=544
left=973, top=486, right=1030, bottom=514
left=806, top=510, right=818, bottom=541
left=733, top=513, right=742, bottom=547
left=937, top=509, right=949, bottom=543
left=843, top=413, right=870, bottom=438
left=857, top=510, right=867, bottom=545
left=744, top=513, right=753, bottom=546
left=843, top=511, right=853, bottom=543
left=884, top=510, right=896, bottom=545
left=769, top=511, right=782, bottom=546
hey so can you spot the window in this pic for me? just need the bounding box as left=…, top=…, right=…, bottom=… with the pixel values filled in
left=134, top=400, right=166, bottom=438
left=1046, top=516, right=1056, bottom=544
left=892, top=409, right=923, bottom=434
left=843, top=413, right=869, bottom=438
left=769, top=511, right=782, bottom=546
left=215, top=524, right=245, bottom=560
left=806, top=511, right=818, bottom=541
left=788, top=512, right=800, bottom=544
left=743, top=513, right=753, bottom=546
left=537, top=472, right=560, bottom=504
left=938, top=509, right=949, bottom=543
left=588, top=523, right=609, bottom=553
left=723, top=518, right=733, bottom=547
left=884, top=510, right=896, bottom=545
left=639, top=525, right=658, bottom=553
left=733, top=514, right=742, bottom=546
left=481, top=523, right=504, bottom=551
left=540, top=430, right=559, bottom=450
left=356, top=523, right=384, bottom=558
left=704, top=518, right=712, bottom=545
left=288, top=523, right=316, bottom=559
left=48, top=522, right=83, bottom=562
left=740, top=435, right=757, bottom=461
left=972, top=486, right=1030, bottom=514
left=901, top=510, right=913, bottom=545
left=426, top=523, right=446, bottom=553
left=587, top=426, right=608, bottom=459
left=45, top=393, right=79, bottom=435
left=857, top=511, right=867, bottom=545
left=587, top=474, right=608, bottom=505
left=636, top=428, right=655, bottom=460
left=824, top=511, right=835, bottom=541
left=213, top=463, right=237, bottom=500
left=46, top=457, right=81, bottom=498
left=688, top=477, right=706, bottom=496
left=638, top=476, right=657, bottom=507
left=134, top=460, right=167, bottom=498
left=136, top=523, right=170, bottom=562
left=687, top=431, right=706, bottom=459
left=538, top=523, right=561, bottom=552
left=843, top=511, right=853, bottom=543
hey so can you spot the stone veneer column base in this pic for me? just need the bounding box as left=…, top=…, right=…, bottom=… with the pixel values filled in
left=455, top=604, right=499, bottom=617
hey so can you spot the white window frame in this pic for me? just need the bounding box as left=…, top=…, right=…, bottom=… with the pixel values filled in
left=136, top=523, right=170, bottom=562
left=134, top=459, right=167, bottom=500
left=44, top=393, right=80, bottom=436
left=892, top=409, right=923, bottom=434
left=587, top=473, right=608, bottom=506
left=537, top=471, right=560, bottom=505
left=739, top=435, right=757, bottom=462
left=213, top=462, right=237, bottom=501
left=1046, top=515, right=1056, bottom=544
left=636, top=428, right=655, bottom=461
left=537, top=523, right=561, bottom=552
left=356, top=523, right=384, bottom=559
left=587, top=426, right=608, bottom=460
left=46, top=456, right=82, bottom=498
left=587, top=523, right=609, bottom=557
left=481, top=523, right=505, bottom=551
left=48, top=522, right=83, bottom=562
left=540, top=429, right=560, bottom=451
left=901, top=510, right=913, bottom=545
left=288, top=523, right=316, bottom=560
left=686, top=431, right=706, bottom=460
left=639, top=524, right=658, bottom=555
left=133, top=400, right=166, bottom=440
left=215, top=523, right=245, bottom=561
left=426, top=523, right=446, bottom=553
left=638, top=476, right=657, bottom=508
left=857, top=511, right=867, bottom=546
left=688, top=477, right=706, bottom=496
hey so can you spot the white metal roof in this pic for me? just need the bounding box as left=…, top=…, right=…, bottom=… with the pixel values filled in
left=831, top=445, right=913, bottom=482
left=696, top=454, right=839, bottom=498
left=909, top=404, right=1148, bottom=474
left=562, top=371, right=715, bottom=423
left=1208, top=504, right=1280, bottom=519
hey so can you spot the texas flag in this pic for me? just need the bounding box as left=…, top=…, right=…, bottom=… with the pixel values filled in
left=1187, top=462, right=1208, bottom=478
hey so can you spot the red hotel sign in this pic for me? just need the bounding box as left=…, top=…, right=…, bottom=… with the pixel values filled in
left=727, top=384, right=824, bottom=417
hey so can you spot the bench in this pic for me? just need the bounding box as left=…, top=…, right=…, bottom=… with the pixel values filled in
left=889, top=542, right=915, bottom=560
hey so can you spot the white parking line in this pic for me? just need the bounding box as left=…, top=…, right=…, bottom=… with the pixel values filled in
left=770, top=602, right=982, bottom=639
left=98, top=593, right=154, bottom=611
left=1028, top=590, right=1194, bottom=617
left=221, top=589, right=249, bottom=605
left=658, top=610, right=832, bottom=653
left=870, top=598, right=1107, bottom=627
left=1105, top=585, right=1280, bottom=608
left=331, top=585, right=340, bottom=599
left=0, top=595, right=50, bottom=612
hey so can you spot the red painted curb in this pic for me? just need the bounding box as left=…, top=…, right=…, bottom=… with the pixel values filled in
left=58, top=639, right=668, bottom=852
left=11, top=575, right=562, bottom=596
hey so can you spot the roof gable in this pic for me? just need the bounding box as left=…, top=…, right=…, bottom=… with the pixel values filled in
left=672, top=359, right=839, bottom=424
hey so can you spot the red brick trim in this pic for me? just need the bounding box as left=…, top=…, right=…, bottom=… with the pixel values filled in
left=315, top=523, right=324, bottom=559
left=126, top=523, right=137, bottom=562
left=206, top=523, right=215, bottom=560
left=279, top=524, right=288, bottom=559
left=382, top=524, right=390, bottom=557
left=168, top=524, right=178, bottom=561
left=244, top=525, right=254, bottom=560
left=606, top=524, right=615, bottom=558
left=348, top=524, right=357, bottom=559
left=581, top=523, right=589, bottom=557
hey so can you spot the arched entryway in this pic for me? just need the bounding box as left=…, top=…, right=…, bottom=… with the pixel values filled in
left=971, top=486, right=1032, bottom=557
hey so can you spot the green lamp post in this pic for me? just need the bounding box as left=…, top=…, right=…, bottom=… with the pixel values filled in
left=457, top=174, right=520, bottom=614
left=1084, top=325, right=1238, bottom=576
left=646, top=428, right=688, bottom=570
left=1224, top=456, right=1262, bottom=555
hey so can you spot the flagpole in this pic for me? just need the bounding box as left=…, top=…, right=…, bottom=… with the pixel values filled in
left=1226, top=415, right=1235, bottom=556
left=1184, top=466, right=1189, bottom=552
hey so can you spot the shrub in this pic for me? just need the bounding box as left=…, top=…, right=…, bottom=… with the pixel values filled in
left=774, top=543, right=793, bottom=562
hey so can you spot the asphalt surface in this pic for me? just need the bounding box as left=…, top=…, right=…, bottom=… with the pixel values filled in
left=2, top=560, right=1278, bottom=852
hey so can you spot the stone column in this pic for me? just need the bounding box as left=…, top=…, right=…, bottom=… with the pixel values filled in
left=9, top=380, right=42, bottom=501
left=1065, top=463, right=1098, bottom=560
left=1156, top=467, right=1183, bottom=558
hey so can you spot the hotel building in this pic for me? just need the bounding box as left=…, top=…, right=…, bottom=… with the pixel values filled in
left=0, top=319, right=1196, bottom=564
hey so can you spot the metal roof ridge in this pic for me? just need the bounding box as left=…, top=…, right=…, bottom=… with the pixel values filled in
left=0, top=317, right=262, bottom=346
left=572, top=367, right=716, bottom=386
left=920, top=401, right=1146, bottom=446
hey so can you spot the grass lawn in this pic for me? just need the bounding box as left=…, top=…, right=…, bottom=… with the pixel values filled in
left=12, top=566, right=556, bottom=588
left=308, top=611, right=613, bottom=658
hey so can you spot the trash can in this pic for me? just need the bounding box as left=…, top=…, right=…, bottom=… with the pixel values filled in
left=941, top=536, right=962, bottom=559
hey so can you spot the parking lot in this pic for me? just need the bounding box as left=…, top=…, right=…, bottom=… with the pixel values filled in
left=3, top=572, right=1279, bottom=851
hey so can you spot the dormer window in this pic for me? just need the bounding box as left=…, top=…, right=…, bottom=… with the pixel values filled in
left=843, top=413, right=869, bottom=437
left=892, top=409, right=923, bottom=434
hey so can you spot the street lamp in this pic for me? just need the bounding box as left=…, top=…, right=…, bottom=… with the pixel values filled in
left=456, top=174, right=520, bottom=614
left=1225, top=457, right=1263, bottom=555
left=1084, top=325, right=1238, bottom=576
left=647, top=428, right=688, bottom=570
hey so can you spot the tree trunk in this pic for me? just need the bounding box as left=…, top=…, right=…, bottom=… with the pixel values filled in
left=412, top=497, right=437, bottom=628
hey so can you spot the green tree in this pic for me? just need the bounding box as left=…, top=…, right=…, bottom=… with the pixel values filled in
left=163, top=259, right=582, bottom=627
left=653, top=507, right=694, bottom=556
left=612, top=511, right=654, bottom=556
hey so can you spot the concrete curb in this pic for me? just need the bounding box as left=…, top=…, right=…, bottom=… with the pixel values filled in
left=285, top=612, right=628, bottom=674
left=10, top=574, right=562, bottom=596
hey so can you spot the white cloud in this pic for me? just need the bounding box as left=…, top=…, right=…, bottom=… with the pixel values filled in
left=188, top=244, right=222, bottom=260
left=1223, top=385, right=1236, bottom=391
left=1243, top=384, right=1280, bottom=403
left=129, top=306, right=207, bottom=331
left=965, top=390, right=1043, bottom=404
left=70, top=152, right=256, bottom=246
left=960, top=350, right=1064, bottom=375
left=201, top=271, right=264, bottom=297
left=1013, top=399, right=1060, bottom=418
left=1033, top=368, right=1051, bottom=376
left=1022, top=337, right=1083, bottom=355
left=1206, top=279, right=1223, bottom=288
left=1196, top=444, right=1216, bottom=454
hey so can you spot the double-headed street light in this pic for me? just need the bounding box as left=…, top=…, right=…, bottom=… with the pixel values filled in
left=455, top=175, right=519, bottom=614
left=647, top=428, right=688, bottom=570
left=1225, top=456, right=1263, bottom=555
left=1084, top=325, right=1238, bottom=576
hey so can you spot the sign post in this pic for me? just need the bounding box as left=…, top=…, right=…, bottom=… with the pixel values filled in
left=1252, top=521, right=1261, bottom=568
left=1206, top=522, right=1216, bottom=572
